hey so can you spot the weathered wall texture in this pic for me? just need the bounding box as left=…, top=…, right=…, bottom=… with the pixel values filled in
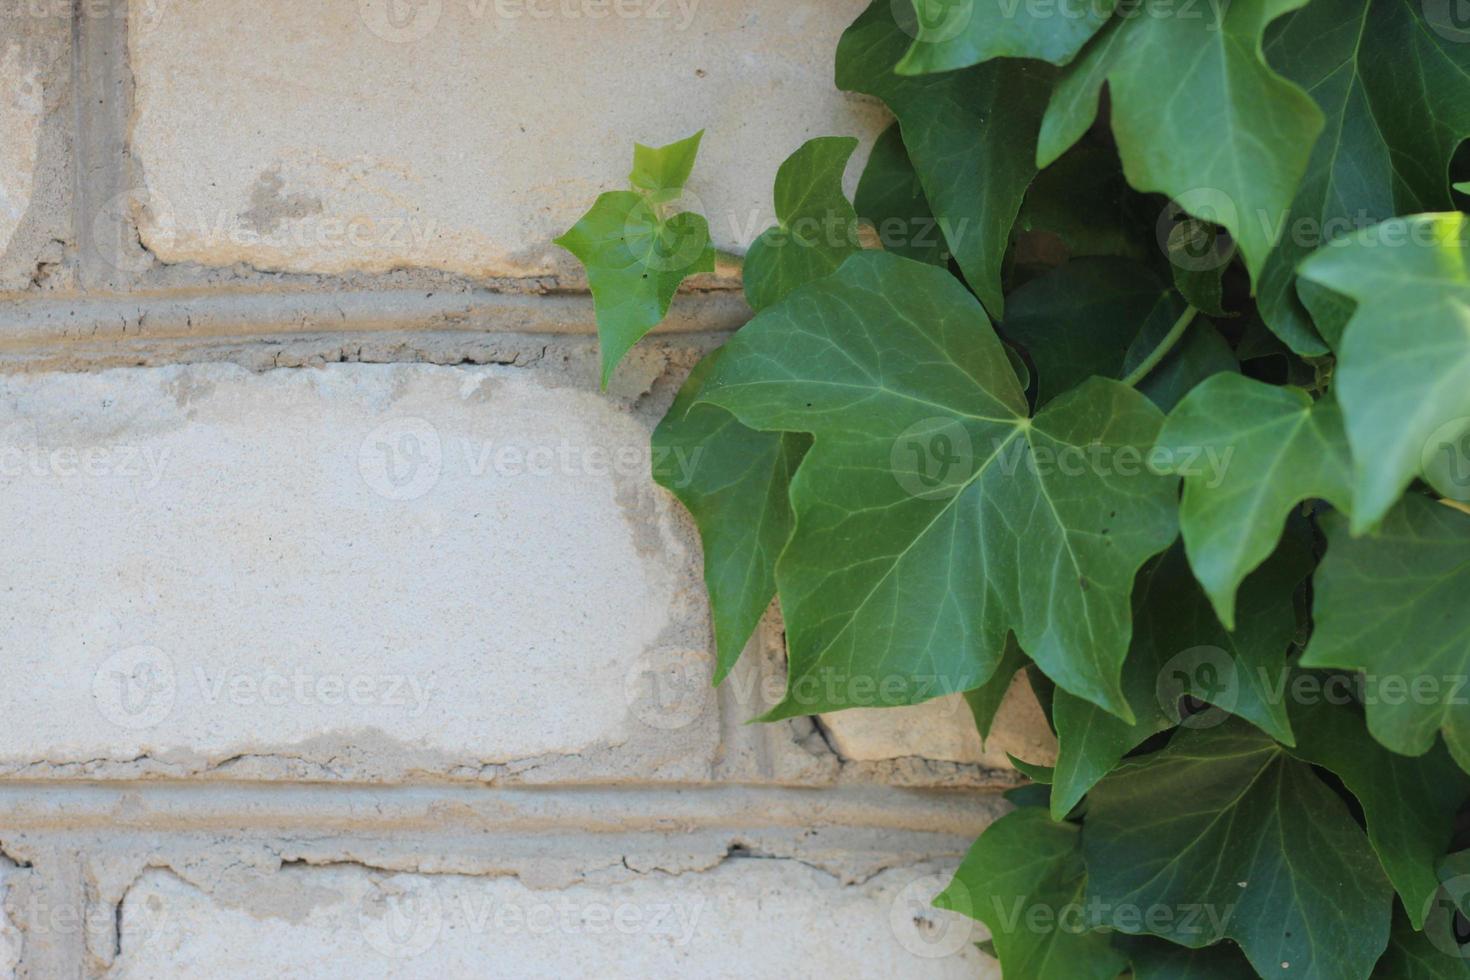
left=0, top=1, right=1055, bottom=975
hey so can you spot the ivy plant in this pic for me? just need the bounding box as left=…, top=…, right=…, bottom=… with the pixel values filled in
left=559, top=0, right=1470, bottom=975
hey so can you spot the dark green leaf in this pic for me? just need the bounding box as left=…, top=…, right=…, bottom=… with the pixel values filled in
left=1082, top=721, right=1393, bottom=980
left=1153, top=374, right=1352, bottom=627
left=743, top=137, right=862, bottom=312
left=854, top=123, right=948, bottom=267
left=1131, top=321, right=1238, bottom=414
left=894, top=0, right=1116, bottom=74
left=1259, top=0, right=1470, bottom=355
left=936, top=808, right=1127, bottom=980
left=1037, top=0, right=1324, bottom=283
left=963, top=635, right=1029, bottom=742
left=1371, top=906, right=1470, bottom=979
left=1301, top=495, right=1470, bottom=769
left=1119, top=935, right=1259, bottom=979
left=699, top=252, right=1179, bottom=721
left=1015, top=145, right=1152, bottom=262
left=838, top=0, right=1053, bottom=318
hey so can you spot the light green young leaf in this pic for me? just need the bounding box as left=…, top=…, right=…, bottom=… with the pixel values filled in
left=854, top=123, right=948, bottom=268
left=1301, top=495, right=1470, bottom=769
left=699, top=251, right=1180, bottom=722
left=1258, top=0, right=1470, bottom=355
left=1290, top=699, right=1470, bottom=930
left=651, top=350, right=809, bottom=683
left=1037, top=0, right=1325, bottom=283
left=838, top=0, right=1053, bottom=318
left=894, top=0, right=1116, bottom=75
left=1049, top=538, right=1306, bottom=820
left=1154, top=374, right=1352, bottom=628
left=555, top=132, right=715, bottom=387
left=936, top=808, right=1127, bottom=980
left=1298, top=213, right=1470, bottom=530
left=1082, top=721, right=1393, bottom=980
left=743, top=137, right=862, bottom=312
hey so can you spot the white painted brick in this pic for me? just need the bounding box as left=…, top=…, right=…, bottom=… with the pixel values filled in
left=0, top=361, right=719, bottom=779
left=126, top=0, right=888, bottom=278
left=821, top=675, right=1059, bottom=769
left=112, top=862, right=996, bottom=978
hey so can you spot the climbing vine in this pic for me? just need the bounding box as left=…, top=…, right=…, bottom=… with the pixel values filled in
left=559, top=0, right=1470, bottom=975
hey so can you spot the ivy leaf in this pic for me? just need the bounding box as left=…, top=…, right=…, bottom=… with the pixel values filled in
left=555, top=132, right=715, bottom=387
left=1298, top=213, right=1470, bottom=530
left=962, top=636, right=1028, bottom=743
left=1037, top=0, right=1324, bottom=283
left=1290, top=699, right=1470, bottom=930
left=838, top=0, right=1053, bottom=318
left=743, top=137, right=862, bottom=312
left=1258, top=0, right=1470, bottom=355
left=1372, top=908, right=1470, bottom=979
left=1153, top=374, right=1353, bottom=628
left=651, top=351, right=809, bottom=683
left=893, top=0, right=1116, bottom=75
left=935, top=807, right=1127, bottom=980
left=1119, top=936, right=1259, bottom=979
left=1082, top=721, right=1394, bottom=980
left=1049, top=538, right=1306, bottom=820
left=1301, top=495, right=1470, bottom=769
left=699, top=252, right=1180, bottom=721
left=1130, top=321, right=1238, bottom=414
left=1003, top=257, right=1185, bottom=405
left=854, top=123, right=948, bottom=268
left=1015, top=144, right=1152, bottom=262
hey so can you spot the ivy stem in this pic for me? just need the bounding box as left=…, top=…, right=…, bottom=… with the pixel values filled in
left=1121, top=305, right=1199, bottom=388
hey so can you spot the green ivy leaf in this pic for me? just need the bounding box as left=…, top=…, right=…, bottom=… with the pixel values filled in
left=838, top=0, right=1053, bottom=318
left=893, top=0, right=1116, bottom=75
left=1119, top=936, right=1259, bottom=979
left=1049, top=538, right=1306, bottom=820
left=1014, top=144, right=1152, bottom=262
left=651, top=351, right=809, bottom=683
left=1371, top=907, right=1470, bottom=979
left=1082, top=721, right=1393, bottom=980
left=935, top=807, right=1127, bottom=980
left=854, top=123, right=948, bottom=268
left=1154, top=374, right=1352, bottom=628
left=555, top=132, right=715, bottom=387
left=1301, top=495, right=1470, bottom=769
left=1258, top=0, right=1470, bottom=355
left=1130, top=321, right=1238, bottom=414
left=1298, top=213, right=1470, bottom=530
left=699, top=251, right=1180, bottom=721
left=743, top=137, right=862, bottom=312
left=1290, top=699, right=1470, bottom=930
left=1037, top=0, right=1324, bottom=283
left=1003, top=257, right=1186, bottom=405
left=962, top=636, right=1028, bottom=743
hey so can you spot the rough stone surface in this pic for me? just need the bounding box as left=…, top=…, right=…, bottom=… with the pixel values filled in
left=0, top=8, right=71, bottom=292
left=0, top=360, right=724, bottom=780
left=111, top=860, right=996, bottom=978
left=126, top=0, right=888, bottom=279
left=821, top=676, right=1060, bottom=769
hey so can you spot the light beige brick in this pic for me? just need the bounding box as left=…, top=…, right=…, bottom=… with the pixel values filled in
left=126, top=0, right=888, bottom=278
left=0, top=361, right=720, bottom=780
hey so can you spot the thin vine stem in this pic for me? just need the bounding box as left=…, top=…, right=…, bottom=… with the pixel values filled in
left=1121, top=305, right=1200, bottom=388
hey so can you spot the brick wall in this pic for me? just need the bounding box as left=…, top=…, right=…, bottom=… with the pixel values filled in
left=0, top=2, right=1054, bottom=974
